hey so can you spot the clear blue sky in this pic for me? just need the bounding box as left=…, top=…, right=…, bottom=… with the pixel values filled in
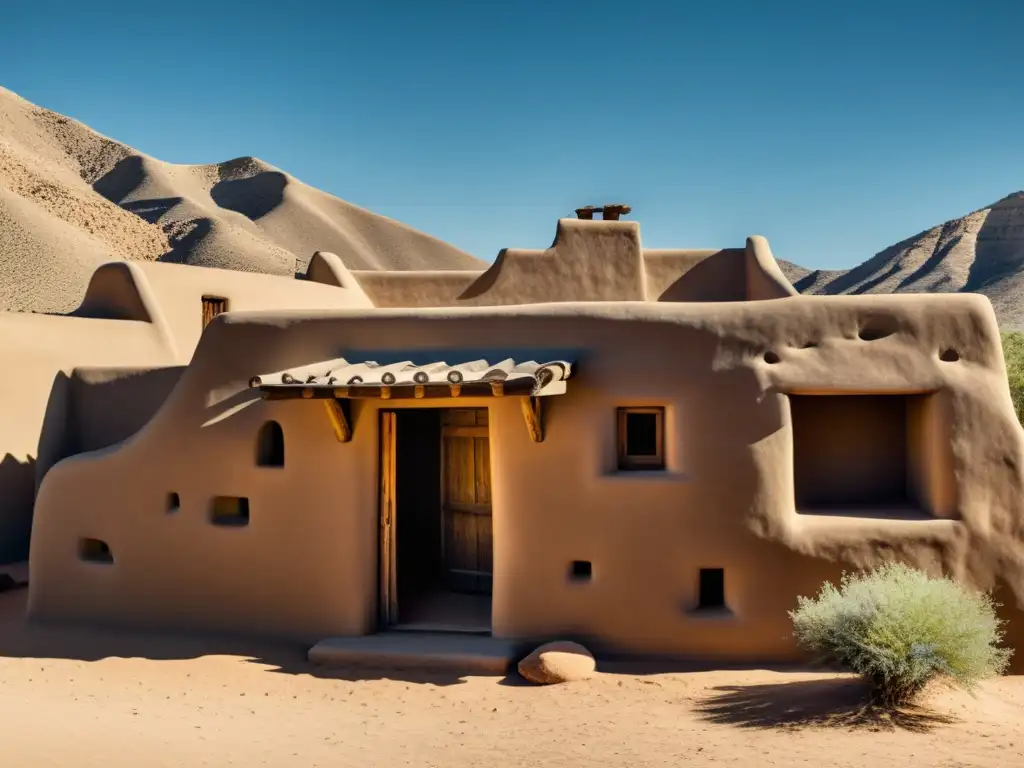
left=3, top=1, right=1023, bottom=269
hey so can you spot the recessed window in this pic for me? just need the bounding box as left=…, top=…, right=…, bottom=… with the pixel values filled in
left=201, top=296, right=228, bottom=330
left=210, top=496, right=250, bottom=527
left=698, top=568, right=725, bottom=610
left=79, top=538, right=114, bottom=564
left=569, top=560, right=592, bottom=582
left=167, top=492, right=180, bottom=513
left=256, top=421, right=285, bottom=467
left=617, top=407, right=665, bottom=471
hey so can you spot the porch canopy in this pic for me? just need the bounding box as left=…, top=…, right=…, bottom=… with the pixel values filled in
left=249, top=357, right=574, bottom=400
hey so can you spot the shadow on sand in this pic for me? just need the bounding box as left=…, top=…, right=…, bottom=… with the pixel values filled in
left=695, top=677, right=957, bottom=732
left=0, top=590, right=526, bottom=687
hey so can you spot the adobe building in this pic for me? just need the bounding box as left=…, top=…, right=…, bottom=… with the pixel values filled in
left=17, top=207, right=1024, bottom=669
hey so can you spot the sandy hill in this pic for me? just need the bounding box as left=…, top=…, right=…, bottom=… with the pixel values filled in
left=779, top=192, right=1024, bottom=329
left=0, top=86, right=484, bottom=314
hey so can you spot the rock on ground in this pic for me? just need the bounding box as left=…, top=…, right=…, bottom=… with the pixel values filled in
left=517, top=641, right=596, bottom=684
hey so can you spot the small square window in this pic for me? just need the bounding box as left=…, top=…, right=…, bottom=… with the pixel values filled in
left=617, top=407, right=665, bottom=470
left=202, top=296, right=229, bottom=330
left=698, top=568, right=725, bottom=610
left=210, top=496, right=250, bottom=527
left=569, top=560, right=592, bottom=582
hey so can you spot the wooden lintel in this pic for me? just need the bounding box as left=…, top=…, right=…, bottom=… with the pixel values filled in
left=322, top=398, right=352, bottom=443
left=520, top=396, right=543, bottom=443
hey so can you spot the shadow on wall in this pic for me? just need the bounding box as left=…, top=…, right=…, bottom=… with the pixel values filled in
left=656, top=251, right=748, bottom=302
left=0, top=456, right=36, bottom=564
left=35, top=367, right=186, bottom=507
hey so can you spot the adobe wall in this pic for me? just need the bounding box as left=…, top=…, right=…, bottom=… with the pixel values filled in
left=0, top=259, right=371, bottom=563
left=28, top=295, right=1024, bottom=667
left=0, top=312, right=171, bottom=563
left=348, top=221, right=792, bottom=308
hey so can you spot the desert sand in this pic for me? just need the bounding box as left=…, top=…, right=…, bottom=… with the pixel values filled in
left=0, top=86, right=483, bottom=315
left=0, top=591, right=1019, bottom=768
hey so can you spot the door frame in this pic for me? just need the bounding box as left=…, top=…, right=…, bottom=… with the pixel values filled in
left=378, top=410, right=398, bottom=626
left=378, top=406, right=495, bottom=629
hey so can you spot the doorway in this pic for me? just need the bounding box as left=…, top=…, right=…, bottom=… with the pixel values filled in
left=379, top=408, right=493, bottom=633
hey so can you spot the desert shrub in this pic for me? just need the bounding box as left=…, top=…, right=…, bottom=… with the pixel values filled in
left=1002, top=332, right=1024, bottom=425
left=790, top=562, right=1012, bottom=707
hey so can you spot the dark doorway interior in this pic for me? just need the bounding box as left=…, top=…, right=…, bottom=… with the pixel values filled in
left=391, top=408, right=491, bottom=632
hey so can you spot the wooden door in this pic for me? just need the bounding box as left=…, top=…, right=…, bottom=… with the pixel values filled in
left=441, top=409, right=493, bottom=594
left=379, top=411, right=398, bottom=625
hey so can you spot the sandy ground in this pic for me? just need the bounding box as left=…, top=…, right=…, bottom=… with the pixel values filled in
left=0, top=591, right=1021, bottom=768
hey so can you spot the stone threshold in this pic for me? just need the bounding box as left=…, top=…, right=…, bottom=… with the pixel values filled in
left=308, top=631, right=523, bottom=675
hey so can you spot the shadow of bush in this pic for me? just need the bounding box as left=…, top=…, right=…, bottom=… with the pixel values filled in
left=695, top=677, right=957, bottom=732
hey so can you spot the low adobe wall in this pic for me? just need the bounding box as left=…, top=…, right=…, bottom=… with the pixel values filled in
left=27, top=295, right=1024, bottom=669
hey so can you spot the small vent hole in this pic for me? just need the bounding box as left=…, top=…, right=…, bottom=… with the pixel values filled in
left=939, top=349, right=960, bottom=363
left=79, top=538, right=113, bottom=564
left=569, top=560, right=592, bottom=582
left=763, top=351, right=781, bottom=364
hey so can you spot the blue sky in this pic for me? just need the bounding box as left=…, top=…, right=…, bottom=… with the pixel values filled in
left=3, top=1, right=1023, bottom=269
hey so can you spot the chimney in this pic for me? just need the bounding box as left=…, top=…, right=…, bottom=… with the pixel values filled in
left=574, top=204, right=632, bottom=221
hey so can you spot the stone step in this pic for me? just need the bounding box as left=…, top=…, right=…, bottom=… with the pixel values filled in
left=308, top=631, right=522, bottom=675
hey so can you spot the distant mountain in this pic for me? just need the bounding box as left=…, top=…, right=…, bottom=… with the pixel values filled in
left=0, top=86, right=484, bottom=314
left=778, top=192, right=1024, bottom=329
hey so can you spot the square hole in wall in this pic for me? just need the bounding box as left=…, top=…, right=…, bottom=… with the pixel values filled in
left=697, top=568, right=725, bottom=610
left=617, top=407, right=665, bottom=471
left=210, top=496, right=250, bottom=527
left=79, top=538, right=113, bottom=564
left=569, top=560, right=592, bottom=582
left=789, top=394, right=955, bottom=518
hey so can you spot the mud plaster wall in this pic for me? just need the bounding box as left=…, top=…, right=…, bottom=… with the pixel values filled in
left=28, top=296, right=1024, bottom=668
left=0, top=260, right=370, bottom=564
left=348, top=221, right=793, bottom=309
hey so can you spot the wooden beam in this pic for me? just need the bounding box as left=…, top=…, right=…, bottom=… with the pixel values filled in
left=322, top=398, right=352, bottom=443
left=521, top=396, right=543, bottom=443
left=414, top=385, right=425, bottom=399
left=490, top=380, right=504, bottom=397
left=449, top=384, right=462, bottom=397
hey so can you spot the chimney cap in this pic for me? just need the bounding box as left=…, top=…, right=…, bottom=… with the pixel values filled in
left=574, top=204, right=632, bottom=220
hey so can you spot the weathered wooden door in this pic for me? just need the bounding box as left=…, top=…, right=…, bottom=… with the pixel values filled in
left=441, top=409, right=493, bottom=594
left=379, top=411, right=398, bottom=625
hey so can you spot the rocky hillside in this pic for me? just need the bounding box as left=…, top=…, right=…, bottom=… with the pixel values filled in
left=778, top=192, right=1024, bottom=329
left=0, top=86, right=484, bottom=314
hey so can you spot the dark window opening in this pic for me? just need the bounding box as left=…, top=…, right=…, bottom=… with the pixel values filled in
left=698, top=568, right=725, bottom=609
left=210, top=496, right=250, bottom=527
left=201, top=296, right=228, bottom=330
left=256, top=421, right=285, bottom=467
left=167, top=492, right=180, bottom=512
left=569, top=560, right=592, bottom=582
left=617, top=407, right=665, bottom=470
left=79, top=538, right=114, bottom=564
left=791, top=394, right=918, bottom=512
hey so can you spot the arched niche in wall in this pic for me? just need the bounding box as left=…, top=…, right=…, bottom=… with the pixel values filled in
left=256, top=420, right=285, bottom=468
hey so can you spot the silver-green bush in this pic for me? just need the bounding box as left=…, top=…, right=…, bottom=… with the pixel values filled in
left=790, top=563, right=1012, bottom=706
